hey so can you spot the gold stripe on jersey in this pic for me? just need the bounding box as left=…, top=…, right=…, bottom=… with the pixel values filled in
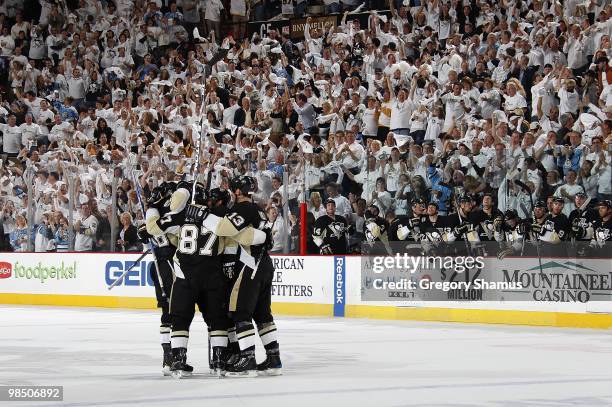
left=229, top=269, right=244, bottom=312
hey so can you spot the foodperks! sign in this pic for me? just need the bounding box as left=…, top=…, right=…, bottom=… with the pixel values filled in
left=0, top=259, right=77, bottom=283
left=12, top=261, right=77, bottom=283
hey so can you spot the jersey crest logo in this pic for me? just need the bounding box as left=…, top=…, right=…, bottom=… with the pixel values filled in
left=596, top=228, right=610, bottom=242
left=329, top=222, right=346, bottom=239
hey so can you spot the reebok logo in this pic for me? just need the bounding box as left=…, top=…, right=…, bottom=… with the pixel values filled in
left=0, top=262, right=12, bottom=278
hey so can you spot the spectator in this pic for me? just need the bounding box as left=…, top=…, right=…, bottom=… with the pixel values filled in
left=10, top=213, right=30, bottom=252
left=74, top=203, right=98, bottom=252
left=117, top=212, right=139, bottom=252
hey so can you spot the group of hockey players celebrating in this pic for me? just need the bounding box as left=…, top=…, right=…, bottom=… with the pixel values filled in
left=137, top=176, right=281, bottom=379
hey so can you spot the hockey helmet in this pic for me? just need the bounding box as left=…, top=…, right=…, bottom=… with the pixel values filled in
left=504, top=209, right=518, bottom=221
left=176, top=180, right=192, bottom=191
left=534, top=200, right=547, bottom=209
left=365, top=205, right=379, bottom=220
left=458, top=194, right=472, bottom=204
left=230, top=175, right=256, bottom=196
left=551, top=196, right=565, bottom=204
left=147, top=182, right=176, bottom=208
left=192, top=182, right=208, bottom=205
left=209, top=188, right=231, bottom=206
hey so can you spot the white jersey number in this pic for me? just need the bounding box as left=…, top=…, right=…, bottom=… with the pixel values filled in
left=178, top=224, right=217, bottom=256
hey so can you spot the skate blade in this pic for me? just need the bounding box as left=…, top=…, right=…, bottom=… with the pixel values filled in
left=162, top=365, right=172, bottom=376
left=257, top=368, right=282, bottom=377
left=225, top=370, right=257, bottom=378
left=210, top=368, right=226, bottom=378
left=171, top=370, right=193, bottom=379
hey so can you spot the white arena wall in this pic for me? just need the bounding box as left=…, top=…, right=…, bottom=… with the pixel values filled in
left=0, top=253, right=611, bottom=329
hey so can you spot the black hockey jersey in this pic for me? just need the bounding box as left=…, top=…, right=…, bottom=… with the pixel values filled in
left=592, top=218, right=612, bottom=243
left=568, top=207, right=598, bottom=241
left=470, top=209, right=503, bottom=241
left=174, top=205, right=227, bottom=267
left=442, top=211, right=480, bottom=242
left=534, top=213, right=571, bottom=243
left=228, top=200, right=271, bottom=259
left=313, top=214, right=349, bottom=254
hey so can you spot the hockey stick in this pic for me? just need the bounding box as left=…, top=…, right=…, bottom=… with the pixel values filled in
left=452, top=187, right=472, bottom=255
left=190, top=113, right=206, bottom=205
left=108, top=249, right=152, bottom=290
left=514, top=180, right=544, bottom=276
left=126, top=155, right=167, bottom=299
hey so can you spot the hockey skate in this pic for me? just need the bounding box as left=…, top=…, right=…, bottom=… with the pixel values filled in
left=170, top=347, right=194, bottom=379
left=162, top=343, right=172, bottom=376
left=224, top=349, right=257, bottom=378
left=210, top=347, right=226, bottom=377
left=224, top=341, right=240, bottom=365
left=257, top=349, right=282, bottom=376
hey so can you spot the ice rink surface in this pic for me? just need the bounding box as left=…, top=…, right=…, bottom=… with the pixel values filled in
left=1, top=306, right=612, bottom=407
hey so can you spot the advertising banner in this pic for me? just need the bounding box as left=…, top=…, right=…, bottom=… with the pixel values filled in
left=247, top=11, right=390, bottom=41
left=0, top=253, right=333, bottom=304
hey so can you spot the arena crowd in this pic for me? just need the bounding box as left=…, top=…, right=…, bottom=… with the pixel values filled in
left=0, top=0, right=610, bottom=253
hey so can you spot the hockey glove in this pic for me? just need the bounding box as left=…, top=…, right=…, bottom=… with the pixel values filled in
left=263, top=228, right=274, bottom=251
left=531, top=223, right=542, bottom=234
left=497, top=247, right=514, bottom=260
left=409, top=217, right=421, bottom=228
left=493, top=216, right=503, bottom=232
left=320, top=244, right=333, bottom=255
left=571, top=225, right=584, bottom=239
left=454, top=224, right=470, bottom=237
left=184, top=204, right=209, bottom=224
left=137, top=224, right=152, bottom=244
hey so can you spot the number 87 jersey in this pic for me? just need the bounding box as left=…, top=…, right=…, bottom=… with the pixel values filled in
left=174, top=206, right=267, bottom=268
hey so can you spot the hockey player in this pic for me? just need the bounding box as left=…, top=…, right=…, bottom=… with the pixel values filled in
left=313, top=198, right=350, bottom=254
left=590, top=200, right=612, bottom=254
left=137, top=181, right=178, bottom=376
left=364, top=205, right=389, bottom=243
left=493, top=209, right=527, bottom=257
left=531, top=197, right=570, bottom=256
left=223, top=175, right=282, bottom=377
left=470, top=193, right=503, bottom=241
left=568, top=192, right=597, bottom=241
left=363, top=205, right=390, bottom=254
left=419, top=202, right=447, bottom=254
left=568, top=192, right=597, bottom=255
left=443, top=195, right=480, bottom=243
left=390, top=199, right=427, bottom=242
